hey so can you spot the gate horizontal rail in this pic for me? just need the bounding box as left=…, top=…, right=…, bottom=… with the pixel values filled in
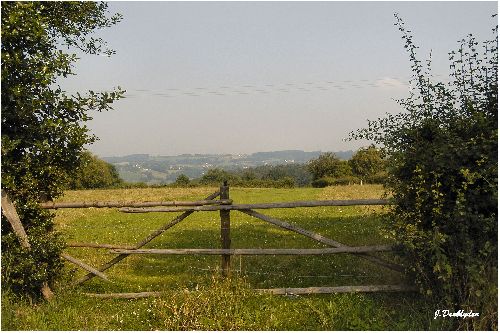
left=109, top=245, right=393, bottom=255
left=119, top=198, right=391, bottom=213
left=256, top=284, right=418, bottom=295
left=39, top=199, right=232, bottom=209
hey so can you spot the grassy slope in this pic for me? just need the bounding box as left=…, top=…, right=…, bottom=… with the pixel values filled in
left=1, top=185, right=451, bottom=330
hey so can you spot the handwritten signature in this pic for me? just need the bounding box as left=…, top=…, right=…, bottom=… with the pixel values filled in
left=434, top=309, right=479, bottom=319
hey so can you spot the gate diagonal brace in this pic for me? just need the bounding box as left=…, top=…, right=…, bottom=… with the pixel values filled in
left=238, top=209, right=404, bottom=273
left=76, top=190, right=221, bottom=285
left=1, top=190, right=55, bottom=300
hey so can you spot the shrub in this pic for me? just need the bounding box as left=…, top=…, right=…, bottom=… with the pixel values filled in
left=1, top=205, right=65, bottom=297
left=352, top=14, right=497, bottom=329
left=173, top=174, right=191, bottom=187
left=365, top=172, right=387, bottom=184
left=307, top=153, right=351, bottom=180
left=67, top=152, right=123, bottom=189
left=199, top=168, right=238, bottom=185
left=276, top=177, right=295, bottom=188
left=349, top=145, right=386, bottom=182
left=330, top=176, right=361, bottom=186
left=311, top=177, right=330, bottom=188
left=311, top=176, right=361, bottom=187
left=1, top=2, right=123, bottom=299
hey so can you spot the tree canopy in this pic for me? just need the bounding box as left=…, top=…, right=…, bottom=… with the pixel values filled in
left=348, top=145, right=386, bottom=182
left=307, top=152, right=351, bottom=180
left=67, top=151, right=123, bottom=190
left=1, top=1, right=123, bottom=297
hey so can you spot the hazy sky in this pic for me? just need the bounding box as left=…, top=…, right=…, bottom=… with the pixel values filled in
left=59, top=1, right=498, bottom=157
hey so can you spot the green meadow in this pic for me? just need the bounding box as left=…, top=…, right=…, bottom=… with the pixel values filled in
left=2, top=185, right=452, bottom=330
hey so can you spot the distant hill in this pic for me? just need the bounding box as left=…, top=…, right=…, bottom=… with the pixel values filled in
left=102, top=150, right=354, bottom=185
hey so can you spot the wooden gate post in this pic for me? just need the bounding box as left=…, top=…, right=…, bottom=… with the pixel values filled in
left=219, top=181, right=231, bottom=277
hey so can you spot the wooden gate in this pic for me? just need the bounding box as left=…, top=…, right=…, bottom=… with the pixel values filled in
left=35, top=182, right=417, bottom=297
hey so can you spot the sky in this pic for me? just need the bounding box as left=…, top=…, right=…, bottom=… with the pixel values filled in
left=59, top=1, right=498, bottom=157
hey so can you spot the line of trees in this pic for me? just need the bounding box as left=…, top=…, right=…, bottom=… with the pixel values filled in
left=308, top=146, right=386, bottom=187
left=63, top=146, right=386, bottom=190
left=167, top=146, right=386, bottom=188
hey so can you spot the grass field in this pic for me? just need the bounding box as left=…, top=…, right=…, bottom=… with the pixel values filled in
left=1, top=185, right=452, bottom=330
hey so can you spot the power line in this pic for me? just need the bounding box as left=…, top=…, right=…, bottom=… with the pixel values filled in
left=61, top=73, right=450, bottom=99
left=123, top=77, right=406, bottom=98
left=121, top=74, right=450, bottom=99
left=125, top=75, right=454, bottom=98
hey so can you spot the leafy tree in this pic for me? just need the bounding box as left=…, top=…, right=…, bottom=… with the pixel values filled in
left=173, top=174, right=191, bottom=187
left=237, top=164, right=311, bottom=187
left=1, top=2, right=123, bottom=298
left=352, top=14, right=497, bottom=329
left=199, top=168, right=237, bottom=185
left=67, top=151, right=123, bottom=189
left=260, top=164, right=311, bottom=186
left=349, top=145, right=386, bottom=183
left=241, top=170, right=257, bottom=181
left=307, top=152, right=352, bottom=180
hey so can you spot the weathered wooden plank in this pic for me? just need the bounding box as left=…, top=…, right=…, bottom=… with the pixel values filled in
left=61, top=254, right=109, bottom=281
left=40, top=199, right=232, bottom=209
left=85, top=291, right=163, bottom=299
left=219, top=182, right=231, bottom=277
left=85, top=284, right=418, bottom=299
left=67, top=242, right=134, bottom=250
left=1, top=190, right=54, bottom=300
left=76, top=190, right=221, bottom=285
left=256, top=284, right=418, bottom=295
left=240, top=209, right=404, bottom=273
left=109, top=246, right=394, bottom=255
left=119, top=199, right=390, bottom=213
left=1, top=190, right=31, bottom=249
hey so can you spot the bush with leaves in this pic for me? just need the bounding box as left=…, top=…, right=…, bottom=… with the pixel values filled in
left=173, top=174, right=191, bottom=187
left=1, top=2, right=123, bottom=298
left=307, top=152, right=352, bottom=180
left=236, top=164, right=311, bottom=187
left=67, top=151, right=123, bottom=189
left=198, top=168, right=238, bottom=186
left=349, top=145, right=387, bottom=184
left=352, top=14, right=497, bottom=329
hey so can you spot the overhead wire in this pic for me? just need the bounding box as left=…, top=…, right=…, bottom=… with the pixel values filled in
left=121, top=74, right=450, bottom=99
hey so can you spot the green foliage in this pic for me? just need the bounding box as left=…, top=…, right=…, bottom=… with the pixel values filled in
left=352, top=14, right=497, bottom=329
left=307, top=152, right=349, bottom=180
left=1, top=208, right=65, bottom=297
left=1, top=2, right=123, bottom=298
left=258, top=164, right=311, bottom=185
left=307, top=152, right=364, bottom=186
left=198, top=168, right=237, bottom=185
left=188, top=166, right=305, bottom=188
left=67, top=151, right=123, bottom=189
left=235, top=164, right=311, bottom=187
left=173, top=174, right=191, bottom=187
left=349, top=145, right=387, bottom=183
left=312, top=176, right=361, bottom=188
left=311, top=177, right=330, bottom=188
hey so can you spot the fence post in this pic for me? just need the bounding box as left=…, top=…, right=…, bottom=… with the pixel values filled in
left=220, top=181, right=231, bottom=277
